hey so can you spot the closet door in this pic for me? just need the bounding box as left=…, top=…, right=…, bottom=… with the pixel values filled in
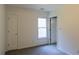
left=7, top=13, right=18, bottom=50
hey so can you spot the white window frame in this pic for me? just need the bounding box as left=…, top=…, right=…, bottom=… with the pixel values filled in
left=38, top=17, right=47, bottom=39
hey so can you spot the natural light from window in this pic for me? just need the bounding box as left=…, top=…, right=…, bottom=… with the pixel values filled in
left=38, top=18, right=47, bottom=39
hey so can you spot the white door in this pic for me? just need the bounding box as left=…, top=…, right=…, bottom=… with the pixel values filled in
left=7, top=13, right=18, bottom=50
left=50, top=17, right=57, bottom=44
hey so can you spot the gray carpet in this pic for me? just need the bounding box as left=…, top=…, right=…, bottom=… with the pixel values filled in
left=5, top=44, right=67, bottom=55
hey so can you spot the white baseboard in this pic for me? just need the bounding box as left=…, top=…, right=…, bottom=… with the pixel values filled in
left=6, top=43, right=48, bottom=51
left=57, top=46, right=72, bottom=55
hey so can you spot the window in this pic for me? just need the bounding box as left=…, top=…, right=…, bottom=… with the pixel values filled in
left=38, top=18, right=47, bottom=39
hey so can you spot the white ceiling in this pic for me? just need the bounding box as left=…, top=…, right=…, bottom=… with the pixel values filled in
left=6, top=4, right=63, bottom=12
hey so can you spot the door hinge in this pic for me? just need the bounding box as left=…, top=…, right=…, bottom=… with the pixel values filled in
left=8, top=43, right=10, bottom=46
left=8, top=30, right=10, bottom=32
left=16, top=33, right=18, bottom=35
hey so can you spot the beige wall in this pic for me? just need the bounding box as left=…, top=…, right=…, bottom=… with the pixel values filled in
left=57, top=5, right=79, bottom=54
left=0, top=5, right=6, bottom=54
left=6, top=6, right=48, bottom=49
